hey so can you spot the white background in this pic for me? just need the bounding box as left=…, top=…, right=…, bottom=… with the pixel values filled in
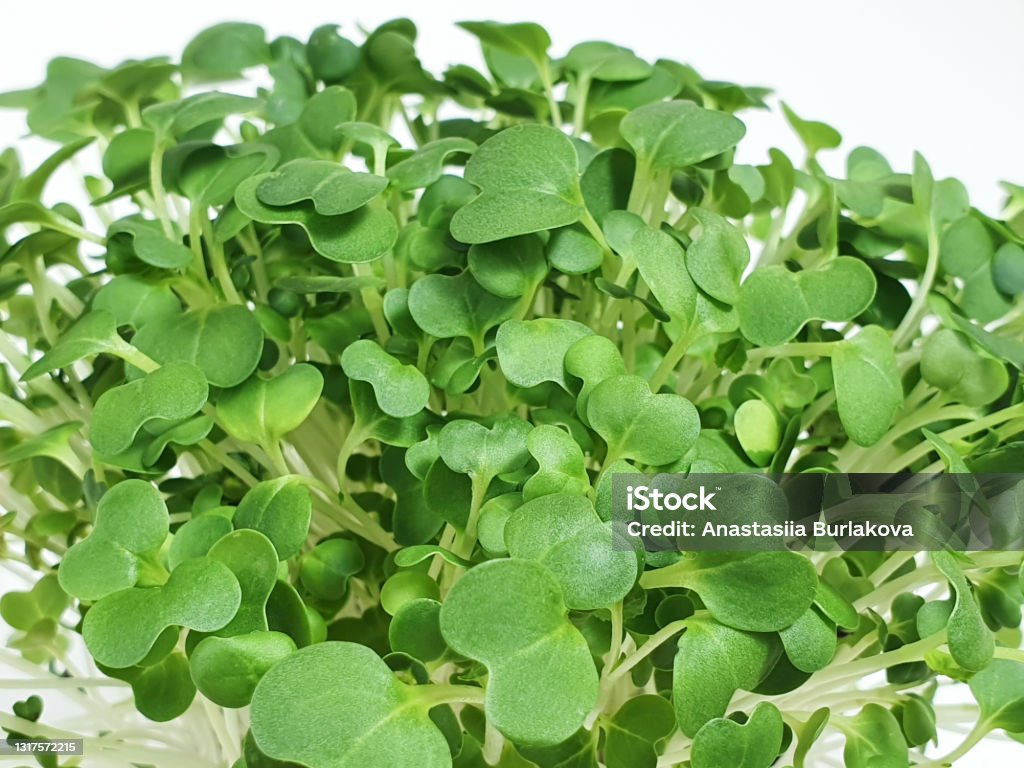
left=2, top=0, right=1023, bottom=213
left=2, top=0, right=1023, bottom=764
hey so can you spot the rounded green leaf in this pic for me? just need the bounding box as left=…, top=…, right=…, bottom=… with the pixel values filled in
left=82, top=557, right=241, bottom=668
left=234, top=478, right=312, bottom=561
left=691, top=702, right=783, bottom=768
left=59, top=480, right=169, bottom=601
left=686, top=208, right=750, bottom=305
left=299, top=538, right=365, bottom=602
left=673, top=618, right=779, bottom=737
left=389, top=598, right=446, bottom=662
left=467, top=235, right=547, bottom=298
left=496, top=319, right=592, bottom=390
left=341, top=340, right=429, bottom=418
left=218, top=364, right=324, bottom=445
left=256, top=160, right=387, bottom=215
left=438, top=417, right=532, bottom=482
left=91, top=361, right=208, bottom=457
left=586, top=375, right=699, bottom=465
left=450, top=124, right=585, bottom=244
left=734, top=399, right=780, bottom=467
left=190, top=631, right=296, bottom=708
left=236, top=174, right=398, bottom=263
left=832, top=326, right=902, bottom=447
left=250, top=642, right=451, bottom=768
left=621, top=101, right=746, bottom=172
left=408, top=271, right=517, bottom=344
left=921, top=329, right=1008, bottom=406
left=439, top=559, right=599, bottom=745
left=131, top=305, right=263, bottom=388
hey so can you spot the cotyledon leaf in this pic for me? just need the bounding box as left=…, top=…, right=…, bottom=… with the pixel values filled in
left=256, top=159, right=387, bottom=215
left=496, top=319, right=592, bottom=390
left=82, top=557, right=241, bottom=668
left=236, top=174, right=398, bottom=263
left=620, top=100, right=746, bottom=172
left=504, top=492, right=638, bottom=609
left=250, top=641, right=451, bottom=768
left=450, top=124, right=585, bottom=244
left=341, top=339, right=429, bottom=418
left=439, top=559, right=599, bottom=745
left=91, top=361, right=208, bottom=457
left=217, top=364, right=324, bottom=446
left=130, top=305, right=263, bottom=388
left=831, top=325, right=902, bottom=447
left=58, top=479, right=168, bottom=601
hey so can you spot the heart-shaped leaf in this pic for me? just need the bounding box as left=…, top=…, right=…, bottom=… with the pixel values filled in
left=234, top=478, right=312, bottom=560
left=408, top=271, right=518, bottom=347
left=250, top=641, right=451, bottom=768
left=505, top=493, right=638, bottom=609
left=586, top=375, right=699, bottom=465
left=91, top=361, right=208, bottom=456
left=386, top=137, right=477, bottom=192
left=620, top=101, right=746, bottom=172
left=832, top=325, right=902, bottom=447
left=256, top=159, right=387, bottom=215
left=522, top=425, right=591, bottom=500
left=921, top=329, right=1008, bottom=406
left=341, top=340, right=429, bottom=418
left=236, top=174, right=398, bottom=263
left=450, top=124, right=585, bottom=244
left=131, top=305, right=262, bottom=388
left=21, top=310, right=125, bottom=381
left=673, top=618, right=779, bottom=736
left=217, top=364, right=324, bottom=446
left=58, top=480, right=169, bottom=601
left=691, top=702, right=783, bottom=768
left=190, top=631, right=296, bottom=708
left=496, top=319, right=592, bottom=390
left=440, top=558, right=599, bottom=745
left=82, top=557, right=241, bottom=667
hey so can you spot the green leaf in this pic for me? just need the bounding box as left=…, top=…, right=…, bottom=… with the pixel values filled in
left=620, top=101, right=746, bottom=172
left=841, top=703, right=908, bottom=768
left=83, top=557, right=241, bottom=667
left=781, top=102, right=842, bottom=156
left=440, top=559, right=598, bottom=745
left=586, top=375, right=699, bottom=465
left=438, top=417, right=532, bottom=484
left=691, top=702, right=783, bottom=768
left=931, top=551, right=994, bottom=672
left=91, top=362, right=209, bottom=457
left=182, top=23, right=270, bottom=82
left=21, top=310, right=124, bottom=380
left=190, top=631, right=296, bottom=708
left=300, top=538, right=365, bottom=602
left=387, top=138, right=477, bottom=192
left=451, top=125, right=585, bottom=244
left=496, top=319, right=592, bottom=390
left=92, top=276, right=181, bottom=330
left=107, top=216, right=194, bottom=270
left=738, top=258, right=877, bottom=346
left=779, top=607, right=837, bottom=673
left=793, top=708, right=830, bottom=768
left=921, top=329, right=1008, bottom=406
left=250, top=642, right=451, bottom=768
left=408, top=271, right=517, bottom=346
left=218, top=364, right=324, bottom=446
left=467, top=234, right=548, bottom=298
left=604, top=695, right=675, bottom=768
left=686, top=208, right=750, bottom=305
left=57, top=480, right=168, bottom=601
left=522, top=425, right=591, bottom=500
left=256, top=160, right=387, bottom=215
left=831, top=326, right=902, bottom=447
left=207, top=529, right=280, bottom=636
left=236, top=174, right=398, bottom=263
left=234, top=478, right=312, bottom=561
left=673, top=618, right=779, bottom=737
left=457, top=21, right=552, bottom=69
left=968, top=659, right=1024, bottom=734
left=341, top=340, right=429, bottom=418
left=131, top=305, right=263, bottom=388
left=505, top=493, right=638, bottom=609
left=389, top=598, right=447, bottom=662
left=733, top=399, right=780, bottom=467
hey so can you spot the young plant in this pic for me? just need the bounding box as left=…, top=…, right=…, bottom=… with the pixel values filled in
left=1, top=17, right=1023, bottom=768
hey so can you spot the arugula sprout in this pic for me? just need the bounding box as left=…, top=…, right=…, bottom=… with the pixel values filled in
left=1, top=17, right=1023, bottom=768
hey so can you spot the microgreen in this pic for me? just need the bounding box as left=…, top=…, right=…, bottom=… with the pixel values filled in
left=1, top=18, right=1023, bottom=768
